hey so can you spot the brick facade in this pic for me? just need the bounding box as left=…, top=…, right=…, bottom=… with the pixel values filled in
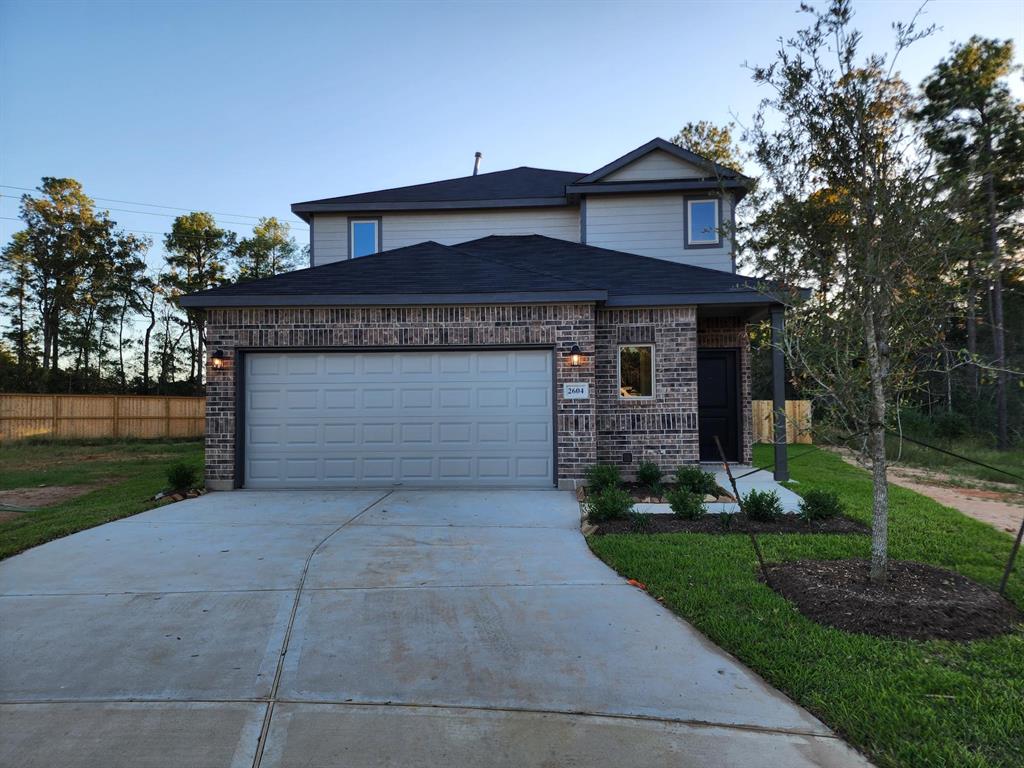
left=202, top=303, right=753, bottom=489
left=594, top=307, right=699, bottom=476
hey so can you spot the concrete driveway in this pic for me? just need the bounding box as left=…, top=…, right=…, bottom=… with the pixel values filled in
left=0, top=490, right=870, bottom=767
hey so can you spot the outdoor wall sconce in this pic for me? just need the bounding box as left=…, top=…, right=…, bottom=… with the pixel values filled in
left=566, top=343, right=587, bottom=367
left=210, top=350, right=228, bottom=370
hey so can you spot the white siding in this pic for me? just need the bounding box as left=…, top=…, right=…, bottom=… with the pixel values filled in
left=311, top=208, right=580, bottom=266
left=584, top=193, right=734, bottom=272
left=311, top=215, right=349, bottom=264
left=602, top=150, right=706, bottom=182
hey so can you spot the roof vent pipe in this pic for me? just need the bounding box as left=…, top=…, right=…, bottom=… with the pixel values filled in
left=473, top=152, right=482, bottom=176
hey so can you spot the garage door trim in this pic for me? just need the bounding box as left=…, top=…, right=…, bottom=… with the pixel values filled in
left=232, top=345, right=558, bottom=489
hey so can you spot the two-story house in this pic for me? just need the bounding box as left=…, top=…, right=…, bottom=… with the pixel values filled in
left=182, top=138, right=792, bottom=491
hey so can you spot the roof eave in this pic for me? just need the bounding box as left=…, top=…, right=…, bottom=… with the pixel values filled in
left=179, top=289, right=607, bottom=309
left=603, top=292, right=783, bottom=308
left=567, top=179, right=749, bottom=197
left=290, top=196, right=571, bottom=217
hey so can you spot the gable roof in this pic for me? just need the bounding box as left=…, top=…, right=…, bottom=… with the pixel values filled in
left=573, top=137, right=747, bottom=185
left=290, top=139, right=753, bottom=220
left=180, top=235, right=788, bottom=310
left=292, top=167, right=585, bottom=220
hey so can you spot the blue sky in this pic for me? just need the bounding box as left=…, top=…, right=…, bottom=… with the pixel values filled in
left=1, top=0, right=1021, bottom=269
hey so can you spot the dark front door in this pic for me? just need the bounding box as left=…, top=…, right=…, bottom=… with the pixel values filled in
left=698, top=350, right=740, bottom=461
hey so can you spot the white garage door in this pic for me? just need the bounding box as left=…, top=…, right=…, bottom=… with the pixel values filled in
left=243, top=350, right=554, bottom=488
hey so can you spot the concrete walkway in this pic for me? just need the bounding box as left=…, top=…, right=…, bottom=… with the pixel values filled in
left=0, top=490, right=870, bottom=767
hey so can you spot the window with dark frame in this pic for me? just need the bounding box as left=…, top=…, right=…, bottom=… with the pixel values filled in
left=619, top=345, right=654, bottom=399
left=686, top=199, right=720, bottom=246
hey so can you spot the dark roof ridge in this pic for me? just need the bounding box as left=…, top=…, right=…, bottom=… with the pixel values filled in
left=445, top=238, right=603, bottom=292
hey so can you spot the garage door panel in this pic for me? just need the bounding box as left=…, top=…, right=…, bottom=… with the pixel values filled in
left=516, top=422, right=550, bottom=443
left=324, top=356, right=357, bottom=375
left=439, top=422, right=473, bottom=444
left=324, top=389, right=357, bottom=410
left=516, top=386, right=550, bottom=408
left=244, top=351, right=554, bottom=488
left=324, top=458, right=356, bottom=481
left=400, top=388, right=434, bottom=408
left=438, top=457, right=473, bottom=480
left=438, top=387, right=471, bottom=409
left=477, top=388, right=509, bottom=408
left=478, top=422, right=510, bottom=443
left=399, top=355, right=434, bottom=375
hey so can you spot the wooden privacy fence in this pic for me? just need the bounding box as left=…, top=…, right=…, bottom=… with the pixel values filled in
left=752, top=400, right=813, bottom=444
left=0, top=394, right=205, bottom=442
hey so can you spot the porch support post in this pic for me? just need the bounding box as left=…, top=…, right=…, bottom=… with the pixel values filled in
left=771, top=306, right=789, bottom=481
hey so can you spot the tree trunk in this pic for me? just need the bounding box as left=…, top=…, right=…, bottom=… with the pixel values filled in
left=864, top=307, right=890, bottom=585
left=965, top=260, right=978, bottom=392
left=142, top=298, right=156, bottom=395
left=984, top=169, right=1008, bottom=450
left=196, top=314, right=205, bottom=388
left=944, top=346, right=953, bottom=413
left=117, top=298, right=128, bottom=391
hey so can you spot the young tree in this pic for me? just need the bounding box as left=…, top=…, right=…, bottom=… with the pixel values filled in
left=671, top=120, right=743, bottom=171
left=233, top=217, right=299, bottom=281
left=745, top=0, right=957, bottom=583
left=162, top=212, right=233, bottom=386
left=916, top=37, right=1024, bottom=449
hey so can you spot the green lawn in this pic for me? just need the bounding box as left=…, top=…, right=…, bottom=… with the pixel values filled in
left=589, top=445, right=1024, bottom=768
left=0, top=439, right=204, bottom=560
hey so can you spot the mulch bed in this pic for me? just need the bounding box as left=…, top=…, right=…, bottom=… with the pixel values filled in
left=618, top=482, right=735, bottom=504
left=764, top=558, right=1023, bottom=641
left=591, top=513, right=867, bottom=536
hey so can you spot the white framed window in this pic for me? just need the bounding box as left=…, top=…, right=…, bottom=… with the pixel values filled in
left=618, top=344, right=655, bottom=399
left=686, top=198, right=720, bottom=247
left=350, top=218, right=380, bottom=258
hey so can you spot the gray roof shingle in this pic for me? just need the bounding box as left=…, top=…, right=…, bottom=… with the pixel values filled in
left=180, top=235, right=787, bottom=310
left=292, top=168, right=585, bottom=218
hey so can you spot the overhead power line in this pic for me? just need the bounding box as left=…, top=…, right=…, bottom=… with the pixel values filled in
left=0, top=215, right=309, bottom=243
left=0, top=184, right=307, bottom=228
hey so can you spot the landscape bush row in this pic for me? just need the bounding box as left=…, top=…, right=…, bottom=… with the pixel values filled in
left=582, top=460, right=846, bottom=528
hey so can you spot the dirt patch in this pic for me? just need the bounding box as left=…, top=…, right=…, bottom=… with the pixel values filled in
left=829, top=448, right=1023, bottom=535
left=887, top=467, right=1023, bottom=535
left=0, top=485, right=95, bottom=510
left=765, top=558, right=1022, bottom=641
left=0, top=510, right=24, bottom=524
left=591, top=513, right=867, bottom=536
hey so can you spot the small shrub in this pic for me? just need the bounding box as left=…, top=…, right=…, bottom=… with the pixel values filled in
left=799, top=488, right=844, bottom=521
left=166, top=462, right=197, bottom=491
left=743, top=488, right=783, bottom=522
left=585, top=464, right=622, bottom=492
left=636, top=460, right=663, bottom=489
left=583, top=486, right=634, bottom=522
left=628, top=511, right=654, bottom=533
left=666, top=488, right=706, bottom=520
left=933, top=411, right=970, bottom=440
left=675, top=465, right=719, bottom=497
left=718, top=512, right=735, bottom=530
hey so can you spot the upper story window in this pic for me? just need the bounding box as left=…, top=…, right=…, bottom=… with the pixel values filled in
left=686, top=199, right=720, bottom=247
left=350, top=218, right=380, bottom=258
left=619, top=344, right=655, bottom=399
